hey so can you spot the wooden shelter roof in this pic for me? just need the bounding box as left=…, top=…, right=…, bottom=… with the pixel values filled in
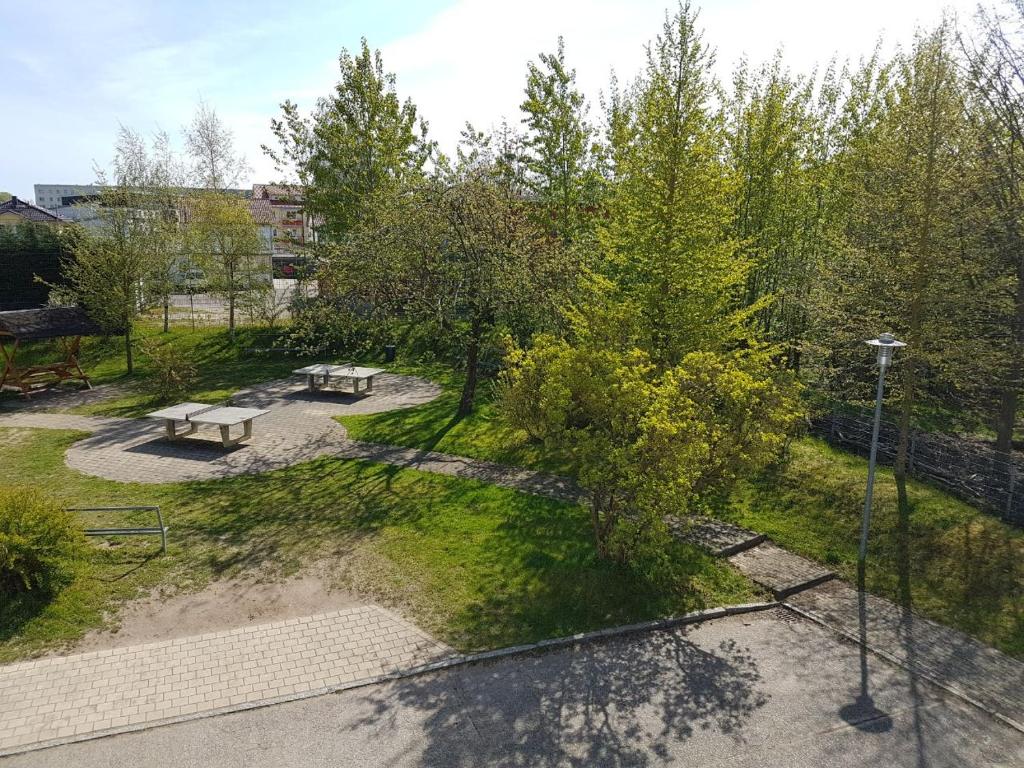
left=0, top=307, right=103, bottom=341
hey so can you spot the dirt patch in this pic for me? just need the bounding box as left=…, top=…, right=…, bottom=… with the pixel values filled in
left=68, top=567, right=359, bottom=654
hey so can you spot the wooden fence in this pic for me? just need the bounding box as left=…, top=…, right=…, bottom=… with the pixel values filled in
left=810, top=412, right=1024, bottom=527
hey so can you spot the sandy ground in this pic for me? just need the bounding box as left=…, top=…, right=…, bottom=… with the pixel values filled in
left=67, top=568, right=359, bottom=655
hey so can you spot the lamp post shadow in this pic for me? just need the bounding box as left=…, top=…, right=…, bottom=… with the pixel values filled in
left=838, top=561, right=894, bottom=734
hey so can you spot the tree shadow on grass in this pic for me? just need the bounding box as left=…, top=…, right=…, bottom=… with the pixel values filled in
left=350, top=625, right=768, bottom=767
left=0, top=589, right=64, bottom=648
left=442, top=508, right=728, bottom=650
left=153, top=455, right=718, bottom=650
left=0, top=544, right=159, bottom=651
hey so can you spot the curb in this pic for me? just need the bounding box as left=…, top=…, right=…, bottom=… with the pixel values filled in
left=0, top=601, right=778, bottom=758
left=782, top=602, right=1024, bottom=735
left=772, top=572, right=835, bottom=600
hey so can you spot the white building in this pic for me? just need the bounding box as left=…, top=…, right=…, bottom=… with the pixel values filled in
left=33, top=184, right=102, bottom=209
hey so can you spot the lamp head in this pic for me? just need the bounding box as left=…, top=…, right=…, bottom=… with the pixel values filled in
left=865, top=333, right=906, bottom=368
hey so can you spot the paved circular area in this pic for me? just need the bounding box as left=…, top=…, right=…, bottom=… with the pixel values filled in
left=51, top=374, right=441, bottom=483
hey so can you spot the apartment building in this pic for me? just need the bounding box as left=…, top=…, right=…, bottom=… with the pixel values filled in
left=33, top=184, right=102, bottom=209
left=251, top=184, right=316, bottom=253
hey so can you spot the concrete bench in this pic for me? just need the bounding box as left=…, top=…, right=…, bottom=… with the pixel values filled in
left=146, top=402, right=269, bottom=447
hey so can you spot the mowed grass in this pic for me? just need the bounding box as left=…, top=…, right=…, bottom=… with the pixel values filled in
left=724, top=438, right=1024, bottom=658
left=1, top=324, right=427, bottom=419
left=7, top=323, right=1019, bottom=660
left=0, top=426, right=755, bottom=662
left=71, top=327, right=323, bottom=418
left=338, top=372, right=572, bottom=474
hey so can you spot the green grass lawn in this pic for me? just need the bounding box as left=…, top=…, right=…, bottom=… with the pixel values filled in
left=1, top=324, right=437, bottom=420
left=4, top=324, right=1020, bottom=661
left=0, top=426, right=755, bottom=662
left=724, top=438, right=1024, bottom=658
left=337, top=371, right=572, bottom=473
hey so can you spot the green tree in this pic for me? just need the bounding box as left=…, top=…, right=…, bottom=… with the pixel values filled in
left=728, top=54, right=845, bottom=368
left=501, top=319, right=800, bottom=561
left=597, top=2, right=751, bottom=365
left=62, top=128, right=182, bottom=372
left=962, top=1, right=1024, bottom=453
left=809, top=24, right=1006, bottom=498
left=328, top=136, right=574, bottom=414
left=0, top=192, right=11, bottom=203
left=520, top=37, right=598, bottom=241
left=185, top=193, right=267, bottom=338
left=265, top=39, right=434, bottom=241
left=184, top=101, right=250, bottom=192
left=143, top=130, right=188, bottom=333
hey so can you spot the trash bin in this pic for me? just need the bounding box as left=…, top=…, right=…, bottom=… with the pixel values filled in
left=384, top=344, right=396, bottom=363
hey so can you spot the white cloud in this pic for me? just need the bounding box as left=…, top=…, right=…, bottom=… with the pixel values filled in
left=375, top=0, right=979, bottom=159
left=381, top=0, right=668, bottom=155
left=2, top=0, right=985, bottom=198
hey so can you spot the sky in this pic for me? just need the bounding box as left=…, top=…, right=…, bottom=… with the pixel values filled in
left=0, top=0, right=984, bottom=202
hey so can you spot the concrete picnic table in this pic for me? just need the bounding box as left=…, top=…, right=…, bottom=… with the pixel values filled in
left=146, top=402, right=269, bottom=448
left=292, top=364, right=386, bottom=395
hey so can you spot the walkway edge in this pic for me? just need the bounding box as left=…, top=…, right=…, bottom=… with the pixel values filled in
left=0, top=601, right=778, bottom=758
left=782, top=602, right=1024, bottom=735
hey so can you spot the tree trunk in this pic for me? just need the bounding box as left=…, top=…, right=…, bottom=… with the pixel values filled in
left=995, top=388, right=1018, bottom=454
left=228, top=295, right=235, bottom=339
left=124, top=325, right=134, bottom=375
left=458, top=316, right=483, bottom=416
left=163, top=301, right=169, bottom=334
left=590, top=498, right=609, bottom=559
left=996, top=249, right=1024, bottom=454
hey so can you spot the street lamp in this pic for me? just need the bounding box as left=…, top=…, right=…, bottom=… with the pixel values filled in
left=858, top=333, right=906, bottom=567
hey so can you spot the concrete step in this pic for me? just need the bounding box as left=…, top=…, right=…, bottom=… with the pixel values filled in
left=667, top=516, right=766, bottom=557
left=728, top=542, right=835, bottom=599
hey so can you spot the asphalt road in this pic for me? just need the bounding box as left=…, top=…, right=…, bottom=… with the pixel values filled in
left=4, top=609, right=1021, bottom=767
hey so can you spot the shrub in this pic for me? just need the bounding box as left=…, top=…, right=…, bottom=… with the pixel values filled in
left=140, top=339, right=198, bottom=401
left=501, top=335, right=803, bottom=562
left=0, top=487, right=85, bottom=596
left=286, top=297, right=381, bottom=356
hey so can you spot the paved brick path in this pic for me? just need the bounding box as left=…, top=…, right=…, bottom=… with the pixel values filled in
left=0, top=605, right=452, bottom=756
left=0, top=375, right=442, bottom=484
left=787, top=579, right=1024, bottom=730
left=0, top=376, right=582, bottom=499
left=0, top=382, right=129, bottom=413
left=667, top=515, right=766, bottom=556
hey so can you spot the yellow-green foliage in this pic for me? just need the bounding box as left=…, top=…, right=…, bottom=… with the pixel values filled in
left=0, top=487, right=85, bottom=596
left=502, top=334, right=802, bottom=560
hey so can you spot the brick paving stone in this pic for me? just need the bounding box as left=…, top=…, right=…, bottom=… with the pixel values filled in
left=728, top=542, right=835, bottom=598
left=786, top=579, right=1024, bottom=729
left=0, top=375, right=581, bottom=502
left=0, top=606, right=452, bottom=755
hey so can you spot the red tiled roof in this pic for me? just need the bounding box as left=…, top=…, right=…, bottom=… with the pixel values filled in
left=253, top=183, right=304, bottom=203
left=0, top=197, right=63, bottom=223
left=247, top=198, right=273, bottom=224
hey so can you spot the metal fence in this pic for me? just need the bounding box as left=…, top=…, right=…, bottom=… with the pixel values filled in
left=811, top=411, right=1024, bottom=527
left=144, top=279, right=317, bottom=328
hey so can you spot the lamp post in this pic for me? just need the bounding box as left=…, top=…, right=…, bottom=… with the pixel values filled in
left=858, top=333, right=906, bottom=568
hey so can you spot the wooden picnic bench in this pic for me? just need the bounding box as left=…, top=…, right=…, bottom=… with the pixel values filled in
left=146, top=402, right=269, bottom=448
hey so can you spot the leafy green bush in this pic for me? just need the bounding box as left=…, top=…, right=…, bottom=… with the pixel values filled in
left=0, top=487, right=84, bottom=596
left=140, top=339, right=198, bottom=401
left=501, top=334, right=803, bottom=563
left=286, top=297, right=381, bottom=356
